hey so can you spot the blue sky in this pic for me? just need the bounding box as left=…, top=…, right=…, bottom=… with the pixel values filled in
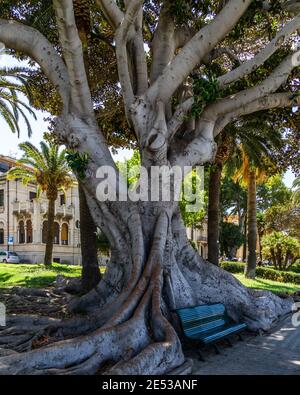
left=0, top=54, right=296, bottom=187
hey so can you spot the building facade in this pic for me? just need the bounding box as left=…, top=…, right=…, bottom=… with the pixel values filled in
left=186, top=222, right=208, bottom=260
left=0, top=156, right=81, bottom=265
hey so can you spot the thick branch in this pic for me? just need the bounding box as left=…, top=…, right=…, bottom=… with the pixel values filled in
left=96, top=0, right=124, bottom=30
left=214, top=92, right=300, bottom=136
left=53, top=0, right=94, bottom=117
left=203, top=50, right=300, bottom=120
left=115, top=0, right=144, bottom=118
left=150, top=7, right=176, bottom=84
left=0, top=19, right=70, bottom=111
left=147, top=0, right=252, bottom=103
left=204, top=47, right=241, bottom=66
left=218, top=13, right=300, bottom=88
left=167, top=98, right=194, bottom=141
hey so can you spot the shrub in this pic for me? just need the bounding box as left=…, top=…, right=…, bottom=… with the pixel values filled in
left=220, top=261, right=245, bottom=274
left=262, top=231, right=300, bottom=270
left=221, top=261, right=300, bottom=285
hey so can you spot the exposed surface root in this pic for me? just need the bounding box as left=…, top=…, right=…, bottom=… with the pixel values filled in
left=0, top=217, right=293, bottom=375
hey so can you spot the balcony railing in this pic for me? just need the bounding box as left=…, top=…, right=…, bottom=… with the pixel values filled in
left=40, top=202, right=73, bottom=219
left=13, top=201, right=34, bottom=215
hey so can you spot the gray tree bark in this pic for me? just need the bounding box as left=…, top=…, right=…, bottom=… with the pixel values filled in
left=0, top=0, right=297, bottom=375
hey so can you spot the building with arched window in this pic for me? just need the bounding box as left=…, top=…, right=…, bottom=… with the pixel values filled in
left=0, top=155, right=81, bottom=265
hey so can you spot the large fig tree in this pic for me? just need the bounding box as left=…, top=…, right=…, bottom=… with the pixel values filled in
left=0, top=0, right=299, bottom=375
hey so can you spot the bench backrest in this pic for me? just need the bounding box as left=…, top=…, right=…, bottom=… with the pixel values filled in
left=176, top=303, right=228, bottom=338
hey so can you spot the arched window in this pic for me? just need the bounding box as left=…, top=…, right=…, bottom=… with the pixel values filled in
left=19, top=221, right=25, bottom=244
left=54, top=222, right=60, bottom=245
left=26, top=220, right=33, bottom=243
left=61, top=223, right=69, bottom=245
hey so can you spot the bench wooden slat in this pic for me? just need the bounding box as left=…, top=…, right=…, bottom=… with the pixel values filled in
left=175, top=303, right=247, bottom=347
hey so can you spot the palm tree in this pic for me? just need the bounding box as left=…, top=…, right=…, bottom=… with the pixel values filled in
left=208, top=132, right=231, bottom=265
left=232, top=151, right=268, bottom=278
left=0, top=67, right=36, bottom=136
left=292, top=176, right=300, bottom=204
left=7, top=141, right=74, bottom=266
left=208, top=115, right=282, bottom=269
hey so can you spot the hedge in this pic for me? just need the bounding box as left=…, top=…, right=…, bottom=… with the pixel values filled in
left=220, top=261, right=300, bottom=285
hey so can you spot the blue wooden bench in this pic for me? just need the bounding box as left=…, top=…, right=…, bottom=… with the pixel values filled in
left=175, top=303, right=247, bottom=359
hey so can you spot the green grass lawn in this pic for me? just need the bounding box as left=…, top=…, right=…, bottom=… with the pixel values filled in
left=0, top=263, right=82, bottom=288
left=234, top=273, right=300, bottom=294
left=1, top=263, right=299, bottom=294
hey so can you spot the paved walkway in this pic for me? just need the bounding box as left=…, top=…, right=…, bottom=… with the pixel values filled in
left=192, top=315, right=300, bottom=375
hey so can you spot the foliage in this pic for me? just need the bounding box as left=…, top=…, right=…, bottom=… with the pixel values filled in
left=257, top=174, right=291, bottom=212
left=179, top=168, right=207, bottom=228
left=117, top=150, right=141, bottom=188
left=265, top=204, right=300, bottom=239
left=117, top=151, right=207, bottom=229
left=262, top=231, right=300, bottom=270
left=0, top=66, right=36, bottom=136
left=292, top=175, right=300, bottom=204
left=219, top=222, right=245, bottom=258
left=191, top=74, right=221, bottom=118
left=96, top=232, right=110, bottom=256
left=221, top=261, right=300, bottom=285
left=7, top=141, right=74, bottom=200
left=66, top=151, right=90, bottom=180
left=220, top=176, right=247, bottom=224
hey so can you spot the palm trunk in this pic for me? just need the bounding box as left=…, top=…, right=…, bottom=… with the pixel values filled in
left=78, top=182, right=101, bottom=292
left=242, top=214, right=247, bottom=261
left=44, top=199, right=55, bottom=267
left=208, top=163, right=222, bottom=265
left=245, top=170, right=257, bottom=278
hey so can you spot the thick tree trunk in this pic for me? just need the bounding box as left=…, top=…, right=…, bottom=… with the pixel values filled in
left=44, top=199, right=55, bottom=267
left=0, top=199, right=292, bottom=375
left=78, top=182, right=101, bottom=293
left=242, top=214, right=247, bottom=261
left=208, top=163, right=222, bottom=265
left=245, top=171, right=257, bottom=278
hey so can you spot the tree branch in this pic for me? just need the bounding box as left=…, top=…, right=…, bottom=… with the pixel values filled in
left=0, top=19, right=70, bottom=112
left=53, top=0, right=94, bottom=117
left=213, top=92, right=300, bottom=136
left=204, top=47, right=241, bottom=66
left=218, top=13, right=300, bottom=88
left=96, top=0, right=123, bottom=30
left=203, top=50, right=300, bottom=120
left=167, top=98, right=194, bottom=141
left=115, top=0, right=144, bottom=119
left=147, top=0, right=252, bottom=104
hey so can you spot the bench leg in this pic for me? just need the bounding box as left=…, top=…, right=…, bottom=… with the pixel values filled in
left=196, top=350, right=205, bottom=362
left=213, top=344, right=221, bottom=355
left=226, top=338, right=233, bottom=347
left=237, top=333, right=244, bottom=341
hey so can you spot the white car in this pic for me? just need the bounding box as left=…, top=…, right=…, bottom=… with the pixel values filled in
left=0, top=251, right=20, bottom=264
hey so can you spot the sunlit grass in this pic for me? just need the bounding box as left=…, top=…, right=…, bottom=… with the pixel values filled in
left=234, top=273, right=300, bottom=294
left=0, top=263, right=82, bottom=288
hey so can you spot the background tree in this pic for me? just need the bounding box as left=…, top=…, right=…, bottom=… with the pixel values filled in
left=262, top=231, right=300, bottom=270
left=292, top=175, right=300, bottom=204
left=0, top=66, right=36, bottom=136
left=66, top=150, right=101, bottom=292
left=0, top=0, right=299, bottom=374
left=7, top=142, right=73, bottom=266
left=265, top=203, right=300, bottom=239
left=220, top=221, right=245, bottom=259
